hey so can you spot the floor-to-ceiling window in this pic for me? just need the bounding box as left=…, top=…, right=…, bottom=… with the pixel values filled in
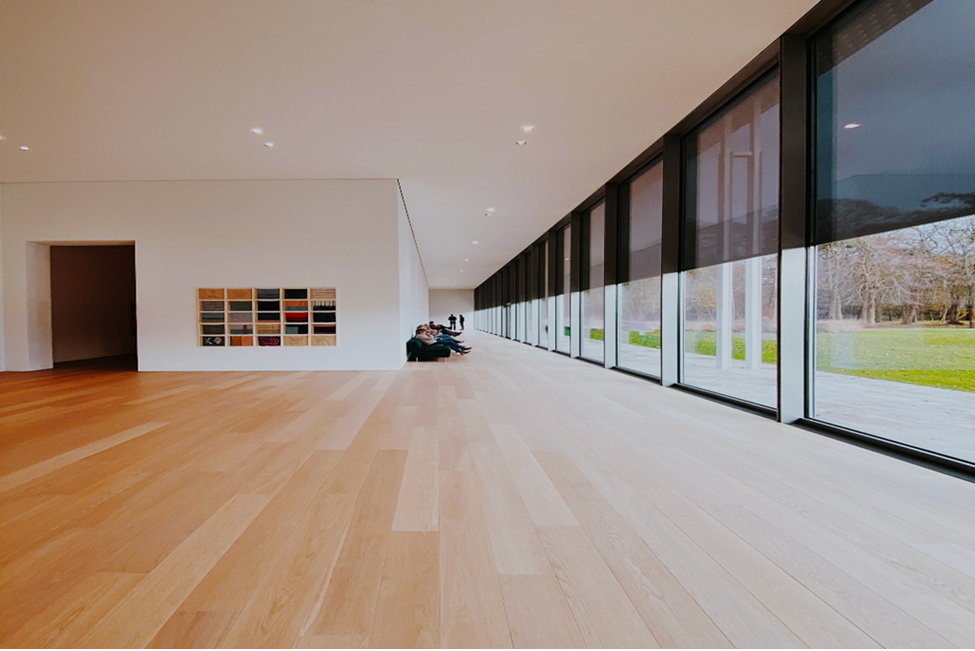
left=522, top=249, right=538, bottom=344
left=682, top=72, right=780, bottom=408
left=556, top=225, right=571, bottom=353
left=581, top=202, right=605, bottom=362
left=539, top=239, right=549, bottom=347
left=618, top=161, right=663, bottom=376
left=811, top=0, right=975, bottom=462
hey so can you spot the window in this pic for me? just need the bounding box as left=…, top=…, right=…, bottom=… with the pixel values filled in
left=811, top=0, right=975, bottom=462
left=682, top=72, right=780, bottom=407
left=581, top=202, right=605, bottom=362
left=618, top=161, right=663, bottom=376
left=556, top=225, right=571, bottom=353
left=539, top=240, right=549, bottom=346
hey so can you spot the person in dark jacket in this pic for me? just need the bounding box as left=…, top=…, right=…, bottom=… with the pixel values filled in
left=448, top=314, right=457, bottom=329
left=459, top=314, right=465, bottom=330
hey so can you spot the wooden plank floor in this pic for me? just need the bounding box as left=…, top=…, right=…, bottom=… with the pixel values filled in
left=1, top=335, right=973, bottom=648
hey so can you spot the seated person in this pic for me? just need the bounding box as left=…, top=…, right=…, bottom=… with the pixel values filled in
left=428, top=321, right=461, bottom=337
left=417, top=325, right=470, bottom=354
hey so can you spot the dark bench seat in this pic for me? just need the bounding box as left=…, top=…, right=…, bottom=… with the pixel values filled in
left=406, top=337, right=451, bottom=361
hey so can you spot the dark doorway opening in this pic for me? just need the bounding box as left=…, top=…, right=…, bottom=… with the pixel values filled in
left=50, top=245, right=137, bottom=369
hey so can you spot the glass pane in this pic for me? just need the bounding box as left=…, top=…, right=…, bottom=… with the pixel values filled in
left=540, top=240, right=549, bottom=346
left=682, top=73, right=780, bottom=407
left=812, top=0, right=975, bottom=462
left=557, top=226, right=571, bottom=352
left=814, top=0, right=975, bottom=243
left=683, top=256, right=778, bottom=406
left=582, top=204, right=605, bottom=362
left=619, top=162, right=663, bottom=376
left=813, top=218, right=975, bottom=462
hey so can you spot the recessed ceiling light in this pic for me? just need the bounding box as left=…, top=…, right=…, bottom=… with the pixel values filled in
left=251, top=127, right=264, bottom=135
left=264, top=141, right=275, bottom=147
left=521, top=126, right=535, bottom=132
left=516, top=140, right=528, bottom=145
left=473, top=241, right=479, bottom=244
left=486, top=207, right=495, bottom=212
left=19, top=145, right=30, bottom=151
left=843, top=122, right=861, bottom=129
left=464, top=258, right=469, bottom=261
left=0, top=134, right=6, bottom=140
left=460, top=270, right=464, bottom=272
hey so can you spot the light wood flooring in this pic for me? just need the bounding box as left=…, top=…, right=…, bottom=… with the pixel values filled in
left=1, top=334, right=973, bottom=648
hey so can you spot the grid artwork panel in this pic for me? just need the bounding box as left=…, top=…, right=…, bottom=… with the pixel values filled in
left=198, top=288, right=337, bottom=347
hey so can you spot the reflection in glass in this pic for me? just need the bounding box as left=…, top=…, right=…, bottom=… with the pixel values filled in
left=619, top=162, right=663, bottom=376
left=581, top=203, right=605, bottom=362
left=682, top=74, right=780, bottom=407
left=812, top=0, right=975, bottom=461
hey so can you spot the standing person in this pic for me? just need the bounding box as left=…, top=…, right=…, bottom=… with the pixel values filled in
left=459, top=314, right=465, bottom=330
left=448, top=314, right=457, bottom=330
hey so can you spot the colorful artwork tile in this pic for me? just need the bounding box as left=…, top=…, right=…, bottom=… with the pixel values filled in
left=199, top=288, right=336, bottom=347
left=310, top=288, right=336, bottom=300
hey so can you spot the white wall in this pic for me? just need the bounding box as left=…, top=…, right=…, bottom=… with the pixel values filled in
left=429, top=288, right=473, bottom=328
left=1, top=180, right=409, bottom=371
left=398, top=187, right=429, bottom=345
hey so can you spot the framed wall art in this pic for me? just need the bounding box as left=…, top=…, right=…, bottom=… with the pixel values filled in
left=197, top=287, right=337, bottom=347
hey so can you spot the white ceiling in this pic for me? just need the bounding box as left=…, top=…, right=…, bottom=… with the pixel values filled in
left=0, top=0, right=817, bottom=288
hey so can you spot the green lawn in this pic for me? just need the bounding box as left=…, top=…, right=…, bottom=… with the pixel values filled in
left=816, top=328, right=975, bottom=392
left=624, top=327, right=975, bottom=393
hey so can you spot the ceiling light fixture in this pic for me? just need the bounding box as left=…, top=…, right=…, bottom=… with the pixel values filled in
left=464, top=258, right=469, bottom=261
left=843, top=122, right=861, bottom=129
left=251, top=127, right=264, bottom=135
left=521, top=126, right=535, bottom=132
left=0, top=134, right=6, bottom=140
left=516, top=140, right=528, bottom=145
left=486, top=207, right=495, bottom=212
left=473, top=241, right=479, bottom=244
left=264, top=141, right=275, bottom=148
left=19, top=145, right=30, bottom=151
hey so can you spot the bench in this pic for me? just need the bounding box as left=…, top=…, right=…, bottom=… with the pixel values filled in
left=406, top=337, right=451, bottom=362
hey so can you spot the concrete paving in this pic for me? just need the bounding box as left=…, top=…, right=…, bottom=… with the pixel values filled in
left=614, top=342, right=974, bottom=463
